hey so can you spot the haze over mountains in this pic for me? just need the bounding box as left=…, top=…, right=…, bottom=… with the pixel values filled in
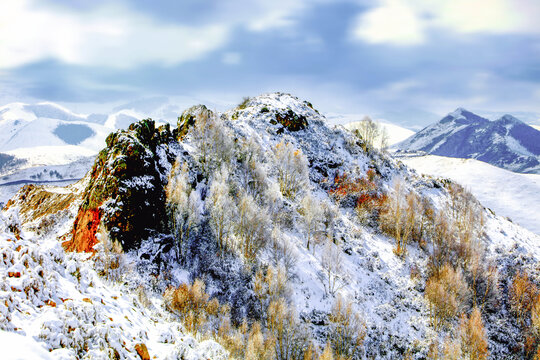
left=396, top=108, right=540, bottom=174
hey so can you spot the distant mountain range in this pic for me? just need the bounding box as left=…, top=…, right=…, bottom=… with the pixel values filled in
left=396, top=108, right=540, bottom=174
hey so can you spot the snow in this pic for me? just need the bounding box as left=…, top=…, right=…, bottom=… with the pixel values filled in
left=0, top=214, right=228, bottom=360
left=400, top=154, right=540, bottom=234
left=505, top=135, right=534, bottom=157
left=0, top=329, right=52, bottom=360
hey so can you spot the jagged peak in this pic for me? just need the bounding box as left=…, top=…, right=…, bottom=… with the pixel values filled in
left=440, top=107, right=488, bottom=125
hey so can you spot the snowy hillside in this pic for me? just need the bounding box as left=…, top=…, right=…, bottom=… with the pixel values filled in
left=397, top=108, right=540, bottom=174
left=1, top=93, right=539, bottom=359
left=344, top=119, right=415, bottom=147
left=400, top=154, right=540, bottom=235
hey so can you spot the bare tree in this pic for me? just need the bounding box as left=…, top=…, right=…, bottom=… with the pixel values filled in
left=166, top=162, right=200, bottom=260
left=207, top=167, right=236, bottom=254
left=321, top=240, right=345, bottom=296
left=236, top=191, right=270, bottom=260
left=274, top=141, right=309, bottom=199
left=299, top=192, right=323, bottom=251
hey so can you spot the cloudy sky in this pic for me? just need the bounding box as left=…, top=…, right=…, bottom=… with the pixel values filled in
left=1, top=0, right=539, bottom=128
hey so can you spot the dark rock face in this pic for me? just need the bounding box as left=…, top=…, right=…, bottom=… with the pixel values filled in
left=398, top=109, right=540, bottom=173
left=273, top=109, right=308, bottom=131
left=69, top=119, right=177, bottom=252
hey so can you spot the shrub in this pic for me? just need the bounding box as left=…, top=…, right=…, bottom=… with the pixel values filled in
left=235, top=191, right=270, bottom=260
left=425, top=264, right=470, bottom=329
left=207, top=167, right=237, bottom=254
left=163, top=279, right=223, bottom=334
left=510, top=271, right=539, bottom=327
left=299, top=192, right=323, bottom=250
left=274, top=141, right=309, bottom=199
left=93, top=225, right=126, bottom=282
left=267, top=298, right=311, bottom=360
left=253, top=265, right=290, bottom=316
left=327, top=295, right=366, bottom=359
left=379, top=178, right=416, bottom=257
left=237, top=97, right=251, bottom=110
left=459, top=307, right=489, bottom=360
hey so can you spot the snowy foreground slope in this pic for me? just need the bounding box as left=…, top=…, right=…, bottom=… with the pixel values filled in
left=400, top=154, right=540, bottom=235
left=1, top=93, right=539, bottom=359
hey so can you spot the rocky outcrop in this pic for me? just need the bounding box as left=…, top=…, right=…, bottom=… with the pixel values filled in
left=176, top=105, right=213, bottom=140
left=66, top=119, right=177, bottom=252
left=4, top=184, right=78, bottom=224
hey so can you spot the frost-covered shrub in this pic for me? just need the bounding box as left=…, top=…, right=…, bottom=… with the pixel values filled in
left=166, top=161, right=201, bottom=260
left=267, top=298, right=311, bottom=360
left=189, top=109, right=235, bottom=175
left=164, top=279, right=225, bottom=334
left=379, top=178, right=416, bottom=257
left=93, top=225, right=126, bottom=282
left=274, top=141, right=309, bottom=199
left=207, top=167, right=237, bottom=254
left=235, top=192, right=270, bottom=260
left=268, top=229, right=297, bottom=280
left=327, top=295, right=366, bottom=359
left=237, top=138, right=268, bottom=202
left=298, top=192, right=323, bottom=250
left=253, top=265, right=290, bottom=316
left=510, top=271, right=539, bottom=327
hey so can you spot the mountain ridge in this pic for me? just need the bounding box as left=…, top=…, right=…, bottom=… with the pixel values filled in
left=397, top=108, right=540, bottom=173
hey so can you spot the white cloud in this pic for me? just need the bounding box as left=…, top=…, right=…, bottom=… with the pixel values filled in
left=0, top=0, right=324, bottom=69
left=222, top=52, right=242, bottom=65
left=352, top=0, right=540, bottom=46
left=352, top=0, right=425, bottom=46
left=0, top=1, right=229, bottom=69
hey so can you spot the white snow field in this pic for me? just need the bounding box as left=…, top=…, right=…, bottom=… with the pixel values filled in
left=400, top=154, right=540, bottom=235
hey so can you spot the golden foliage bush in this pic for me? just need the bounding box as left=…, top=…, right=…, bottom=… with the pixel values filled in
left=459, top=307, right=489, bottom=360
left=425, top=264, right=470, bottom=329
left=163, top=279, right=227, bottom=334
left=510, top=271, right=539, bottom=327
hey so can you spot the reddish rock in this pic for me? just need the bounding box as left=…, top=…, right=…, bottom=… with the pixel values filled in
left=63, top=207, right=101, bottom=253
left=134, top=343, right=150, bottom=360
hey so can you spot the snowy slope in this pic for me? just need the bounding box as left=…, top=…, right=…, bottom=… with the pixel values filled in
left=344, top=120, right=415, bottom=147
left=400, top=154, right=540, bottom=235
left=397, top=109, right=540, bottom=173
left=0, top=202, right=227, bottom=359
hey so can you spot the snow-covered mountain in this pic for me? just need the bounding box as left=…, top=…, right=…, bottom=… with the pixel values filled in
left=1, top=93, right=539, bottom=359
left=396, top=108, right=540, bottom=173
left=0, top=102, right=145, bottom=207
